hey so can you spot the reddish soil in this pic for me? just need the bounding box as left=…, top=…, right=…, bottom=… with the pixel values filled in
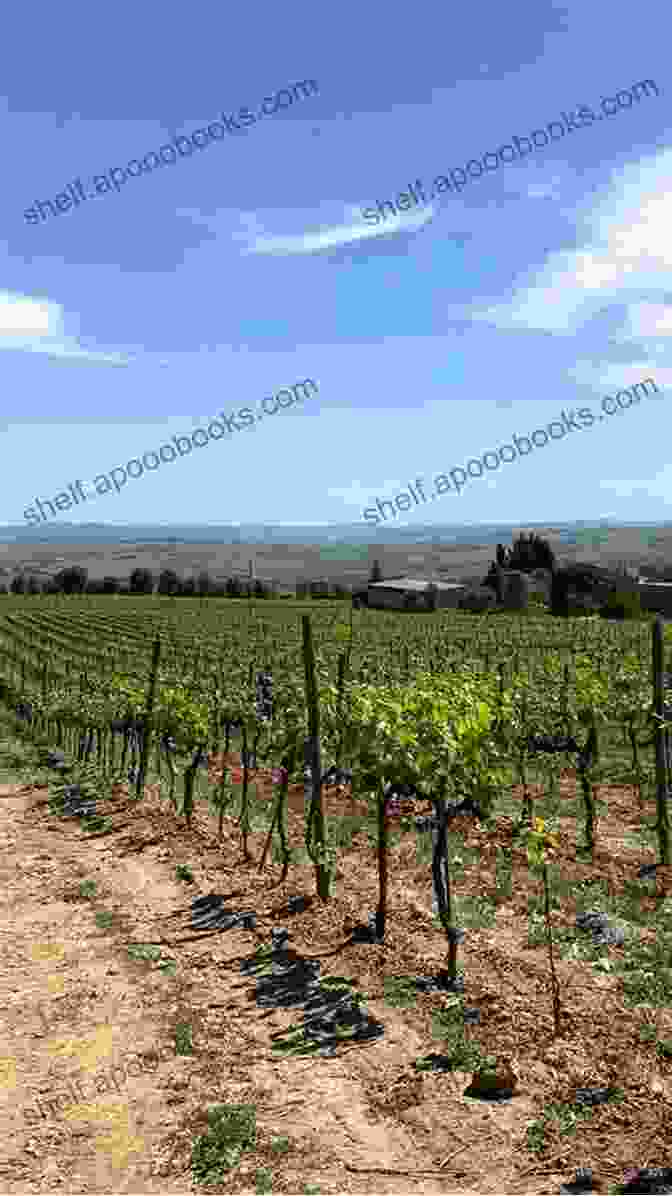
left=0, top=756, right=670, bottom=1194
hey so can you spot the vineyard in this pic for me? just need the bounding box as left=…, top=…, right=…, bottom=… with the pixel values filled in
left=2, top=595, right=672, bottom=1195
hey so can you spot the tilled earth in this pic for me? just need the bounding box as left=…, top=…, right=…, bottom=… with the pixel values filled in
left=0, top=755, right=671, bottom=1195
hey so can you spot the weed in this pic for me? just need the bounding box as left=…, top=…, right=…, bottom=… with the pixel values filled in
left=428, top=998, right=489, bottom=1072
left=94, top=911, right=114, bottom=929
left=191, top=1103, right=256, bottom=1184
left=383, top=975, right=419, bottom=1009
left=175, top=864, right=194, bottom=883
left=457, top=893, right=497, bottom=929
left=270, top=1136, right=290, bottom=1154
left=175, top=1022, right=193, bottom=1055
left=256, top=1167, right=273, bottom=1192
left=81, top=814, right=111, bottom=834
left=78, top=880, right=97, bottom=899
left=618, top=929, right=672, bottom=1008
left=127, top=943, right=163, bottom=962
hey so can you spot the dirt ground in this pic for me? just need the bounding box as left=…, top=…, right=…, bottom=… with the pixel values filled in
left=1, top=757, right=671, bottom=1195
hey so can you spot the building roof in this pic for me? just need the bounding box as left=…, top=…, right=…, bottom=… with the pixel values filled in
left=368, top=577, right=466, bottom=592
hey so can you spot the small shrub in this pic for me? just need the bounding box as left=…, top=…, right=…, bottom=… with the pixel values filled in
left=191, top=1103, right=256, bottom=1183
left=270, top=1136, right=290, bottom=1154
left=175, top=1022, right=193, bottom=1055
left=599, top=587, right=643, bottom=621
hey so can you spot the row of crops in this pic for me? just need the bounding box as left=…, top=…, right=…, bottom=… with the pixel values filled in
left=1, top=596, right=672, bottom=977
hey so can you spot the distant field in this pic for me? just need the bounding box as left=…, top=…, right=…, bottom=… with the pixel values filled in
left=0, top=525, right=671, bottom=589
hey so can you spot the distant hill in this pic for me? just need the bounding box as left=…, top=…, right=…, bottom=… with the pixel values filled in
left=2, top=520, right=672, bottom=546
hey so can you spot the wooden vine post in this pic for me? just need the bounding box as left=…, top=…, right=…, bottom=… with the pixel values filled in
left=135, top=637, right=161, bottom=800
left=652, top=618, right=671, bottom=868
left=301, top=615, right=331, bottom=902
left=375, top=780, right=389, bottom=939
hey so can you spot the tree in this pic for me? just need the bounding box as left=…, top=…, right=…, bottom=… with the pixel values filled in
left=507, top=533, right=555, bottom=573
left=158, top=569, right=181, bottom=596
left=482, top=562, right=505, bottom=602
left=370, top=559, right=383, bottom=583
left=196, top=570, right=213, bottom=597
left=54, top=566, right=88, bottom=594
left=425, top=581, right=439, bottom=612
left=226, top=577, right=243, bottom=598
left=102, top=576, right=120, bottom=595
left=599, top=586, right=643, bottom=621
left=10, top=573, right=27, bottom=594
left=129, top=568, right=154, bottom=595
left=484, top=534, right=555, bottom=598
left=551, top=563, right=615, bottom=618
left=179, top=577, right=196, bottom=597
left=310, top=580, right=330, bottom=600
left=26, top=575, right=42, bottom=595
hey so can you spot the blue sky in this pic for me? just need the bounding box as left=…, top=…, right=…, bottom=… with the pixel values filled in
left=1, top=0, right=670, bottom=531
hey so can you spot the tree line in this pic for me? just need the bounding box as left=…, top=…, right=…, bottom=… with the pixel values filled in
left=0, top=566, right=353, bottom=599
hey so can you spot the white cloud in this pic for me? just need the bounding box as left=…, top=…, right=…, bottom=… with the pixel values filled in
left=443, top=147, right=672, bottom=339
left=614, top=302, right=672, bottom=339
left=237, top=202, right=436, bottom=256
left=567, top=362, right=672, bottom=393
left=0, top=288, right=169, bottom=367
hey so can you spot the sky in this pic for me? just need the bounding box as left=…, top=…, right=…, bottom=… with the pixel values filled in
left=1, top=0, right=671, bottom=532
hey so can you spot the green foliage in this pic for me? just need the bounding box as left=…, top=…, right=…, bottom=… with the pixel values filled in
left=256, top=1167, right=273, bottom=1192
left=127, top=943, right=163, bottom=962
left=340, top=667, right=508, bottom=815
left=599, top=586, right=643, bottom=621
left=174, top=1022, right=193, bottom=1055
left=191, top=1104, right=256, bottom=1183
left=270, top=1136, right=290, bottom=1155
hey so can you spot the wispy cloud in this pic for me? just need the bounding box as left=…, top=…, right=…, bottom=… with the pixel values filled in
left=442, top=148, right=672, bottom=343
left=0, top=289, right=169, bottom=367
left=236, top=202, right=436, bottom=256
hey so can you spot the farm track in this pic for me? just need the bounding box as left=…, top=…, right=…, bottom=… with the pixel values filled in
left=1, top=756, right=672, bottom=1195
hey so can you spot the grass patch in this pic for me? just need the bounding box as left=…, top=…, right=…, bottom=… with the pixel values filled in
left=191, top=1103, right=256, bottom=1184
left=255, top=1167, right=273, bottom=1193
left=457, top=893, right=497, bottom=929
left=270, top=1136, right=290, bottom=1155
left=175, top=864, right=194, bottom=883
left=424, top=995, right=491, bottom=1072
left=127, top=943, right=163, bottom=962
left=383, top=975, right=421, bottom=1010
left=175, top=1022, right=193, bottom=1055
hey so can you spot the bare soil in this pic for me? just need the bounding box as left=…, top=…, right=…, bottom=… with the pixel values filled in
left=1, top=757, right=671, bottom=1195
